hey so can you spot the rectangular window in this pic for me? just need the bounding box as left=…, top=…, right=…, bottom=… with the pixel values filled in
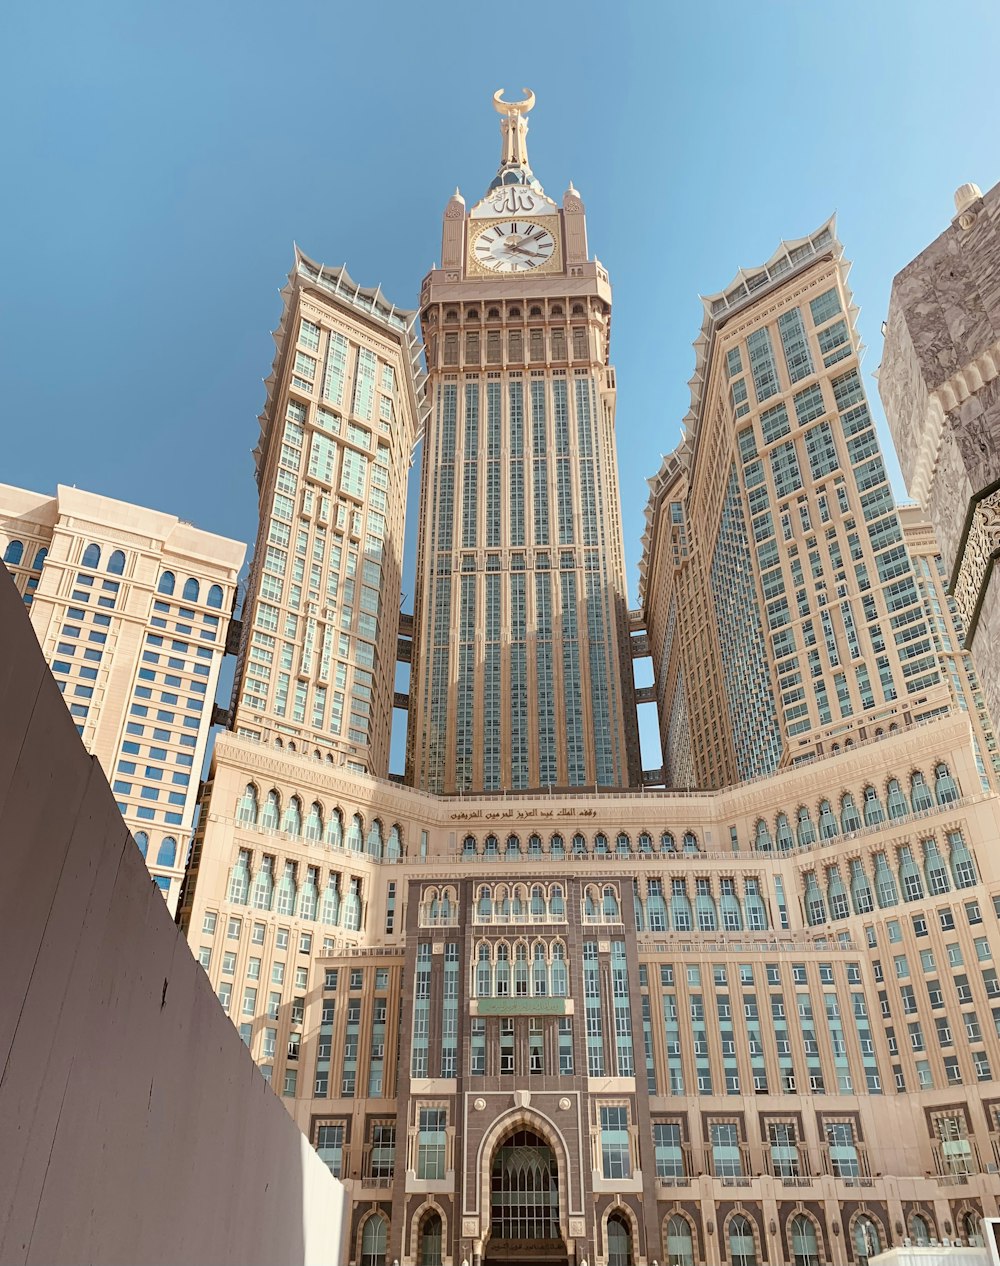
left=417, top=1108, right=447, bottom=1179
left=600, top=1106, right=631, bottom=1179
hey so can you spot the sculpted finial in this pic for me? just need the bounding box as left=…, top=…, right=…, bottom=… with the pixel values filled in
left=493, top=87, right=535, bottom=116
left=492, top=88, right=536, bottom=178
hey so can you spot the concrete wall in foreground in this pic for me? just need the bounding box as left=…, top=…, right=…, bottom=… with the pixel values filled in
left=0, top=568, right=346, bottom=1266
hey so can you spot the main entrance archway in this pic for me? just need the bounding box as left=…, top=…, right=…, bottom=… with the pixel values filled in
left=484, top=1129, right=567, bottom=1266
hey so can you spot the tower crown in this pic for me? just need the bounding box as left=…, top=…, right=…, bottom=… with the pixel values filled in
left=489, top=88, right=542, bottom=193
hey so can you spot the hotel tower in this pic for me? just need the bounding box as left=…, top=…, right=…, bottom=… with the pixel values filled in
left=178, top=95, right=1000, bottom=1266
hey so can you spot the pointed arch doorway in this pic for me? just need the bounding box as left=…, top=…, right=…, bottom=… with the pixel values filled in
left=483, top=1128, right=568, bottom=1266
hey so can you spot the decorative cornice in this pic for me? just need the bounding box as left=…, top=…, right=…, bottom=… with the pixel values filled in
left=911, top=336, right=1000, bottom=505
left=950, top=481, right=1000, bottom=642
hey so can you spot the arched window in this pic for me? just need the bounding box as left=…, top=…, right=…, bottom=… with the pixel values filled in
left=491, top=1129, right=558, bottom=1240
left=818, top=800, right=839, bottom=839
left=360, top=1213, right=388, bottom=1266
left=551, top=943, right=568, bottom=996
left=549, top=885, right=565, bottom=918
left=207, top=584, right=224, bottom=608
left=366, top=820, right=383, bottom=859
left=237, top=783, right=259, bottom=825
left=962, top=1211, right=980, bottom=1244
left=909, top=1214, right=931, bottom=1245
left=530, top=885, right=545, bottom=918
left=260, top=789, right=281, bottom=831
left=840, top=792, right=862, bottom=833
left=754, top=820, right=773, bottom=852
left=81, top=543, right=101, bottom=568
left=796, top=807, right=816, bottom=847
left=182, top=577, right=200, bottom=603
left=320, top=873, right=340, bottom=925
left=775, top=813, right=794, bottom=851
left=910, top=771, right=934, bottom=812
left=346, top=813, right=364, bottom=852
left=862, top=786, right=885, bottom=826
left=728, top=1214, right=757, bottom=1266
left=419, top=1212, right=442, bottom=1266
left=463, top=834, right=477, bottom=858
left=572, top=833, right=587, bottom=856
left=133, top=830, right=148, bottom=859
left=107, top=549, right=125, bottom=575
left=616, top=833, right=631, bottom=857
left=386, top=825, right=402, bottom=860
left=299, top=866, right=319, bottom=920
left=32, top=546, right=47, bottom=568
left=603, top=886, right=620, bottom=921
left=513, top=943, right=530, bottom=996
left=607, top=1215, right=632, bottom=1266
left=661, top=832, right=676, bottom=853
left=156, top=836, right=177, bottom=867
left=3, top=539, right=24, bottom=565
left=326, top=808, right=343, bottom=849
left=282, top=795, right=302, bottom=838
left=682, top=832, right=699, bottom=853
left=886, top=778, right=909, bottom=819
left=853, top=1216, right=881, bottom=1264
left=789, top=1213, right=819, bottom=1266
left=275, top=860, right=298, bottom=916
left=157, top=570, right=175, bottom=595
left=550, top=833, right=565, bottom=857
left=664, top=1214, right=694, bottom=1266
left=496, top=943, right=511, bottom=996
left=934, top=762, right=959, bottom=804
left=532, top=942, right=548, bottom=996
left=594, top=832, right=608, bottom=856
left=476, top=943, right=492, bottom=996
left=305, top=802, right=324, bottom=841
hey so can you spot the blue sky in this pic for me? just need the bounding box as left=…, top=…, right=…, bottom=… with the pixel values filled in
left=3, top=1, right=998, bottom=771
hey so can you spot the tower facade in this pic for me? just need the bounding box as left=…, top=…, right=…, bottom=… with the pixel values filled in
left=407, top=91, right=639, bottom=794
left=175, top=99, right=1000, bottom=1266
left=229, top=251, right=425, bottom=777
left=642, top=224, right=952, bottom=789
left=0, top=482, right=244, bottom=912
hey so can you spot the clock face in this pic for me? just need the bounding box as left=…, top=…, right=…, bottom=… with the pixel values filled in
left=472, top=220, right=556, bottom=273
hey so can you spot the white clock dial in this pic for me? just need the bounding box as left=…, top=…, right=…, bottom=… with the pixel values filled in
left=472, top=220, right=555, bottom=272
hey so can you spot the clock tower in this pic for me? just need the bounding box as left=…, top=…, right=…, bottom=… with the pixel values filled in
left=409, top=90, right=640, bottom=794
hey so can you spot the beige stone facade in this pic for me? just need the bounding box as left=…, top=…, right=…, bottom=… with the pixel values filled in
left=180, top=709, right=1000, bottom=1265
left=176, top=97, right=1000, bottom=1266
left=229, top=251, right=426, bottom=779
left=642, top=224, right=954, bottom=791
left=0, top=482, right=244, bottom=912
left=407, top=93, right=639, bottom=795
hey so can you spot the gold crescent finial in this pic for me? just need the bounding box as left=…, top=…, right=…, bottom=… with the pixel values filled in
left=493, top=88, right=535, bottom=115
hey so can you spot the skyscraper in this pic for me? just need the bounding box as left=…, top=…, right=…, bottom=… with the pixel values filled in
left=0, top=482, right=244, bottom=912
left=177, top=96, right=1000, bottom=1266
left=228, top=250, right=426, bottom=776
left=408, top=90, right=639, bottom=794
left=642, top=222, right=953, bottom=790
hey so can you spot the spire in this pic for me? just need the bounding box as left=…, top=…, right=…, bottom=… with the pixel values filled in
left=489, top=88, right=542, bottom=194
